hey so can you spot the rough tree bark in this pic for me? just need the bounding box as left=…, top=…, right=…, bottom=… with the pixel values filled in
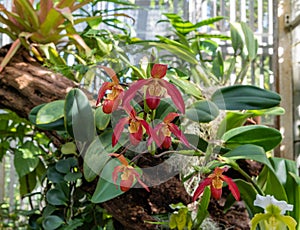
left=0, top=46, right=192, bottom=229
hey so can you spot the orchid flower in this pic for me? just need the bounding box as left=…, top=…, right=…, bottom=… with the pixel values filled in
left=150, top=112, right=190, bottom=149
left=112, top=105, right=156, bottom=147
left=123, top=64, right=185, bottom=113
left=250, top=194, right=297, bottom=230
left=192, top=167, right=240, bottom=202
left=110, top=153, right=149, bottom=192
left=96, top=66, right=124, bottom=114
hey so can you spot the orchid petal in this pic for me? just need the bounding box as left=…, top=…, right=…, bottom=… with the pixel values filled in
left=192, top=178, right=212, bottom=201
left=163, top=112, right=180, bottom=123
left=109, top=153, right=129, bottom=166
left=221, top=175, right=240, bottom=201
left=168, top=123, right=190, bottom=147
left=160, top=80, right=185, bottom=113
left=122, top=79, right=149, bottom=107
left=129, top=125, right=143, bottom=146
left=140, top=119, right=150, bottom=135
left=136, top=177, right=150, bottom=192
left=254, top=194, right=293, bottom=215
left=151, top=64, right=168, bottom=78
left=132, top=170, right=150, bottom=192
left=112, top=117, right=129, bottom=147
left=210, top=185, right=222, bottom=200
left=162, top=136, right=172, bottom=149
left=96, top=82, right=113, bottom=106
left=112, top=165, right=123, bottom=188
left=250, top=213, right=272, bottom=230
left=150, top=123, right=165, bottom=147
left=120, top=174, right=134, bottom=192
left=102, top=99, right=114, bottom=114
left=100, top=65, right=119, bottom=84
left=276, top=215, right=297, bottom=230
left=111, top=90, right=124, bottom=112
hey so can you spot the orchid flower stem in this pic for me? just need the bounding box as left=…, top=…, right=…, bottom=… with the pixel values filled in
left=234, top=165, right=264, bottom=195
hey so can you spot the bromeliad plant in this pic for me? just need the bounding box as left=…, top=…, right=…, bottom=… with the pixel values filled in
left=0, top=0, right=93, bottom=78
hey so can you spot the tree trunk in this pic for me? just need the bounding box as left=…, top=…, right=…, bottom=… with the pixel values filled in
left=0, top=46, right=192, bottom=229
left=0, top=46, right=77, bottom=118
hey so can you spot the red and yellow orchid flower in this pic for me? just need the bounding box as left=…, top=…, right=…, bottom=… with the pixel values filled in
left=192, top=167, right=240, bottom=202
left=123, top=64, right=185, bottom=113
left=110, top=153, right=149, bottom=192
left=112, top=105, right=157, bottom=147
left=96, top=66, right=124, bottom=114
left=150, top=112, right=190, bottom=149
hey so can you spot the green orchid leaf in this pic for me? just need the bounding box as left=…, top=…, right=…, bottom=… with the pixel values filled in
left=223, top=144, right=273, bottom=169
left=186, top=100, right=219, bottom=123
left=148, top=42, right=198, bottom=64
left=95, top=107, right=111, bottom=131
left=193, top=187, right=211, bottom=228
left=216, top=111, right=253, bottom=138
left=184, top=134, right=208, bottom=152
left=91, top=159, right=125, bottom=203
left=29, top=104, right=65, bottom=131
left=83, top=131, right=114, bottom=182
left=154, top=98, right=177, bottom=121
left=46, top=188, right=68, bottom=206
left=83, top=129, right=125, bottom=182
left=234, top=180, right=262, bottom=218
left=211, top=85, right=281, bottom=110
left=257, top=166, right=288, bottom=202
left=212, top=50, right=224, bottom=79
left=156, top=35, right=193, bottom=53
left=241, top=22, right=258, bottom=61
left=230, top=23, right=244, bottom=55
left=167, top=73, right=203, bottom=100
left=222, top=125, right=282, bottom=151
left=269, top=157, right=300, bottom=223
left=42, top=215, right=64, bottom=230
left=248, top=107, right=285, bottom=116
left=36, top=100, right=65, bottom=124
left=64, top=88, right=95, bottom=142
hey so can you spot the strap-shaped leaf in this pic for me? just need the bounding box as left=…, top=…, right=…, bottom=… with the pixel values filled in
left=36, top=100, right=64, bottom=124
left=211, top=85, right=281, bottom=110
left=29, top=104, right=65, bottom=131
left=64, top=88, right=95, bottom=142
left=222, top=125, right=282, bottom=151
left=91, top=159, right=125, bottom=203
left=223, top=144, right=273, bottom=169
left=186, top=100, right=219, bottom=123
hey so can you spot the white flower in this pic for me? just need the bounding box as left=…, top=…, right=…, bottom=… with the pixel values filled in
left=254, top=194, right=293, bottom=215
